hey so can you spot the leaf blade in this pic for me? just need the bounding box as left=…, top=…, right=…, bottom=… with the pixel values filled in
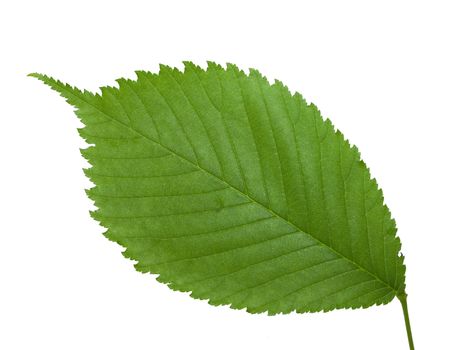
left=31, top=63, right=405, bottom=314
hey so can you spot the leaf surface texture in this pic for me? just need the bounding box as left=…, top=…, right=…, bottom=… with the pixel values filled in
left=31, top=63, right=406, bottom=314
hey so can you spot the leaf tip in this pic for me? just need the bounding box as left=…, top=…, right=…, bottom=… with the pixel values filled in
left=28, top=72, right=52, bottom=84
left=28, top=72, right=41, bottom=78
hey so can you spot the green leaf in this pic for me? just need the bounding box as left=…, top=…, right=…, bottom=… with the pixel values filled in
left=30, top=62, right=406, bottom=315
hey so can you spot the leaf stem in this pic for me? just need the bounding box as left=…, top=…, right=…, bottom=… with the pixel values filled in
left=398, top=293, right=415, bottom=350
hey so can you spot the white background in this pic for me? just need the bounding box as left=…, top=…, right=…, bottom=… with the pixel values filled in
left=1, top=1, right=462, bottom=349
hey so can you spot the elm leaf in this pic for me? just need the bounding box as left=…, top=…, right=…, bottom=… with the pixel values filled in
left=30, top=62, right=413, bottom=348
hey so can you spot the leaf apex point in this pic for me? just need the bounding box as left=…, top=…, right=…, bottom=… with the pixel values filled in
left=28, top=72, right=41, bottom=78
